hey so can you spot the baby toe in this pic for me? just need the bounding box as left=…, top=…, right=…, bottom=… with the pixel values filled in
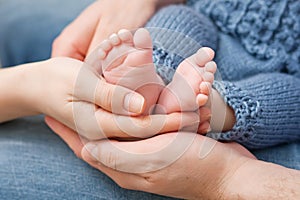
left=109, top=33, right=121, bottom=46
left=98, top=49, right=107, bottom=60
left=203, top=72, right=214, bottom=83
left=118, top=29, right=133, bottom=43
left=200, top=82, right=212, bottom=95
left=133, top=28, right=152, bottom=50
left=99, top=39, right=112, bottom=51
left=98, top=40, right=112, bottom=59
left=196, top=93, right=208, bottom=106
left=205, top=61, right=217, bottom=74
left=194, top=47, right=215, bottom=66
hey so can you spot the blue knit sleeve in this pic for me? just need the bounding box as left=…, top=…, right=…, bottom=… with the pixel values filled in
left=145, top=5, right=218, bottom=84
left=208, top=73, right=300, bottom=149
left=186, top=0, right=199, bottom=6
left=188, top=0, right=300, bottom=78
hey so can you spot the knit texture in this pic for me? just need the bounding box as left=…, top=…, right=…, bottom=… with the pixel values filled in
left=145, top=5, right=218, bottom=84
left=188, top=0, right=300, bottom=79
left=214, top=33, right=286, bottom=81
left=146, top=4, right=300, bottom=149
left=210, top=73, right=300, bottom=149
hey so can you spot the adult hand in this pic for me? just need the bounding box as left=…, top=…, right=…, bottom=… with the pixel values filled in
left=45, top=116, right=249, bottom=199
left=52, top=0, right=160, bottom=60
left=7, top=57, right=197, bottom=140
left=46, top=118, right=300, bottom=199
left=81, top=134, right=256, bottom=199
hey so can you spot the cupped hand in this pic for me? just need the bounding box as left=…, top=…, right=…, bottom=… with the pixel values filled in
left=52, top=0, right=159, bottom=60
left=45, top=116, right=256, bottom=200
left=27, top=57, right=197, bottom=140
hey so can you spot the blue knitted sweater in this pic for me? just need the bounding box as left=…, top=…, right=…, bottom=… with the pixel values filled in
left=188, top=0, right=300, bottom=79
left=145, top=1, right=300, bottom=149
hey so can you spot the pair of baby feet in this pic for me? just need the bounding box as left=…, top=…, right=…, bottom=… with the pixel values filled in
left=98, top=28, right=216, bottom=133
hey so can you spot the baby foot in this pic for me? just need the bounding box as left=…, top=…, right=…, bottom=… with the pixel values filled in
left=156, top=47, right=217, bottom=132
left=99, top=28, right=163, bottom=115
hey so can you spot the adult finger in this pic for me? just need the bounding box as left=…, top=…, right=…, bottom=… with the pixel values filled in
left=45, top=115, right=151, bottom=191
left=46, top=116, right=150, bottom=191
left=96, top=110, right=199, bottom=139
left=86, top=0, right=158, bottom=55
left=73, top=65, right=146, bottom=116
left=83, top=146, right=147, bottom=191
left=82, top=132, right=199, bottom=173
left=51, top=1, right=100, bottom=59
left=76, top=106, right=199, bottom=140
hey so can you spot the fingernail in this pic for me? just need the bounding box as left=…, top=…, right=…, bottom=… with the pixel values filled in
left=85, top=143, right=99, bottom=161
left=124, top=92, right=145, bottom=114
left=98, top=49, right=106, bottom=59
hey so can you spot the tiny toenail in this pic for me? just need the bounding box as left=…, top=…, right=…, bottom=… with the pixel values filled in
left=118, top=30, right=132, bottom=42
left=196, top=94, right=208, bottom=106
left=110, top=33, right=117, bottom=38
left=201, top=47, right=215, bottom=58
left=100, top=40, right=112, bottom=51
left=200, top=82, right=212, bottom=89
left=118, top=29, right=129, bottom=34
left=119, top=29, right=128, bottom=32
left=205, top=62, right=217, bottom=73
left=110, top=34, right=120, bottom=45
left=98, top=49, right=106, bottom=59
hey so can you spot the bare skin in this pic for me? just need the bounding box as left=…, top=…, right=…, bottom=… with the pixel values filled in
left=156, top=46, right=236, bottom=132
left=52, top=0, right=185, bottom=60
left=157, top=47, right=217, bottom=132
left=99, top=28, right=164, bottom=115
left=45, top=118, right=300, bottom=200
left=158, top=47, right=216, bottom=112
left=98, top=28, right=217, bottom=132
left=0, top=58, right=199, bottom=140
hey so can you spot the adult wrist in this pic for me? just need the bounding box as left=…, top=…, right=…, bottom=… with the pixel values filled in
left=18, top=62, right=46, bottom=115
left=223, top=159, right=300, bottom=199
left=191, top=142, right=251, bottom=200
left=0, top=63, right=42, bottom=122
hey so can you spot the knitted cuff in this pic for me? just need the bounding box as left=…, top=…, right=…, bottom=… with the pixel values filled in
left=145, top=5, right=218, bottom=84
left=207, top=81, right=261, bottom=142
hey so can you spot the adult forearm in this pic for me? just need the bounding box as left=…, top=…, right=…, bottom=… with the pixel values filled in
left=225, top=159, right=300, bottom=199
left=0, top=63, right=41, bottom=122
